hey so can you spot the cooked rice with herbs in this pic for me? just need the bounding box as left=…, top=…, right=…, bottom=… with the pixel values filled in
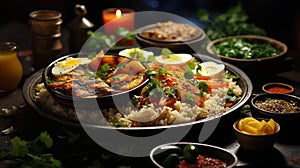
left=35, top=49, right=243, bottom=127
left=34, top=77, right=242, bottom=127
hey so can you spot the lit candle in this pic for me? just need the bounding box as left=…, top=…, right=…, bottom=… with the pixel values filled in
left=102, top=8, right=135, bottom=35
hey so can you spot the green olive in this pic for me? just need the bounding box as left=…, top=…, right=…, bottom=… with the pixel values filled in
left=182, top=144, right=199, bottom=163
left=162, top=153, right=180, bottom=168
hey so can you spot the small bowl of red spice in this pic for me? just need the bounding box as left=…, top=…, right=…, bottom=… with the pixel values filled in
left=262, top=82, right=294, bottom=94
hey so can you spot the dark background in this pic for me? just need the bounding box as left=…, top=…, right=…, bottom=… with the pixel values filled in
left=0, top=0, right=300, bottom=54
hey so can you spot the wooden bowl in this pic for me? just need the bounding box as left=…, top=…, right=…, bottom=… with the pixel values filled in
left=206, top=35, right=288, bottom=78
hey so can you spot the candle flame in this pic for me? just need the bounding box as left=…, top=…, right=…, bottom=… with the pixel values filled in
left=116, top=9, right=122, bottom=18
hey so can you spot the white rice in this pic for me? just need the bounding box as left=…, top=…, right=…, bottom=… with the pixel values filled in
left=34, top=83, right=102, bottom=124
left=34, top=77, right=242, bottom=127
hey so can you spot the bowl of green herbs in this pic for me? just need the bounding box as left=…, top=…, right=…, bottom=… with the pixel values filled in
left=206, top=35, right=288, bottom=78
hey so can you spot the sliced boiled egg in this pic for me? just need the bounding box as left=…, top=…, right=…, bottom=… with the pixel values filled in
left=155, top=53, right=192, bottom=65
left=195, top=61, right=225, bottom=78
left=52, top=57, right=91, bottom=76
left=119, top=48, right=154, bottom=61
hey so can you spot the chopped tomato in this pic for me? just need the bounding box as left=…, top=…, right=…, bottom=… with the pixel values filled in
left=225, top=102, right=234, bottom=108
left=207, top=81, right=228, bottom=90
left=164, top=75, right=178, bottom=86
left=194, top=75, right=210, bottom=80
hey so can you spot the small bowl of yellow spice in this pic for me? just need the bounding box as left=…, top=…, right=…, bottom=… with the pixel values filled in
left=233, top=117, right=280, bottom=151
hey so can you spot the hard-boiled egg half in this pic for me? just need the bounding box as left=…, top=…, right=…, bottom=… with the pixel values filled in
left=194, top=61, right=225, bottom=78
left=155, top=53, right=192, bottom=65
left=119, top=48, right=154, bottom=61
left=52, top=57, right=91, bottom=76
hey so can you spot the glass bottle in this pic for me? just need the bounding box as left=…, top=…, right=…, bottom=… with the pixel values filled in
left=0, top=41, right=23, bottom=93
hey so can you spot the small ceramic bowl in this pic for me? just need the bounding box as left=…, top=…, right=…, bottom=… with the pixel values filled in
left=251, top=93, right=300, bottom=120
left=150, top=142, right=238, bottom=168
left=262, top=82, right=294, bottom=94
left=135, top=22, right=206, bottom=53
left=233, top=117, right=280, bottom=151
left=250, top=93, right=300, bottom=136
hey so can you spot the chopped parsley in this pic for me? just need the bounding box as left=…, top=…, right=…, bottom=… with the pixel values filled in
left=96, top=63, right=111, bottom=79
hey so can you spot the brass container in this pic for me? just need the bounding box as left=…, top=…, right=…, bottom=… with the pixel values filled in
left=68, top=4, right=94, bottom=53
left=29, top=10, right=62, bottom=36
left=29, top=10, right=63, bottom=70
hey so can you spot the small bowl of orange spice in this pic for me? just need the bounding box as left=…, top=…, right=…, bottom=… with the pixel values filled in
left=262, top=82, right=294, bottom=94
left=233, top=117, right=280, bottom=151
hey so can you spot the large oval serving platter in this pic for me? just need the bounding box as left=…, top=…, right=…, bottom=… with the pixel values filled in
left=23, top=53, right=253, bottom=138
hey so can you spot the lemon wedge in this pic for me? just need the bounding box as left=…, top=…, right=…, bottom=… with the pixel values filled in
left=237, top=117, right=277, bottom=135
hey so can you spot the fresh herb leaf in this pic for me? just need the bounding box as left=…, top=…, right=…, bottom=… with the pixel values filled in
left=146, top=55, right=156, bottom=63
left=1, top=131, right=62, bottom=168
left=35, top=131, right=53, bottom=148
left=131, top=95, right=140, bottom=107
left=226, top=88, right=240, bottom=103
left=184, top=67, right=194, bottom=79
left=226, top=94, right=239, bottom=103
left=187, top=60, right=196, bottom=70
left=47, top=77, right=54, bottom=84
left=157, top=68, right=170, bottom=75
left=145, top=68, right=169, bottom=78
left=197, top=81, right=209, bottom=93
left=112, top=120, right=125, bottom=127
left=26, top=153, right=62, bottom=168
left=145, top=78, right=160, bottom=96
left=197, top=9, right=210, bottom=23
left=225, top=71, right=240, bottom=80
left=85, top=27, right=133, bottom=50
left=196, top=65, right=202, bottom=73
left=161, top=48, right=173, bottom=56
left=116, top=27, right=130, bottom=37
left=85, top=31, right=116, bottom=49
left=96, top=63, right=111, bottom=79
left=163, top=87, right=177, bottom=96
left=9, top=137, right=29, bottom=158
left=227, top=88, right=235, bottom=95
left=198, top=2, right=267, bottom=40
